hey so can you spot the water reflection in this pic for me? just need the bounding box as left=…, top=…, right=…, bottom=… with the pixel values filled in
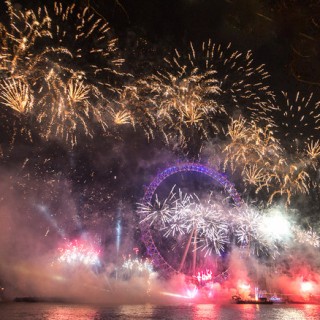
left=2, top=303, right=320, bottom=320
left=118, top=304, right=154, bottom=318
left=45, top=305, right=98, bottom=320
left=279, top=304, right=320, bottom=320
left=193, top=304, right=220, bottom=320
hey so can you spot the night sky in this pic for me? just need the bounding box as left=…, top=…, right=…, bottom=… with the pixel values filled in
left=89, top=0, right=320, bottom=88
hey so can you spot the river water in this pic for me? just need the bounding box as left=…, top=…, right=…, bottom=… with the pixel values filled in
left=0, top=302, right=320, bottom=320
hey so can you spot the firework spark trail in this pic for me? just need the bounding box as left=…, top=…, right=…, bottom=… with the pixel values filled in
left=230, top=206, right=280, bottom=257
left=121, top=255, right=154, bottom=274
left=0, top=80, right=35, bottom=145
left=0, top=1, right=126, bottom=147
left=47, top=2, right=124, bottom=88
left=196, top=205, right=229, bottom=256
left=139, top=182, right=320, bottom=263
left=37, top=78, right=108, bottom=147
left=222, top=117, right=319, bottom=205
left=223, top=116, right=282, bottom=172
left=138, top=187, right=285, bottom=258
left=292, top=226, right=320, bottom=248
left=265, top=91, right=320, bottom=151
left=109, top=108, right=132, bottom=126
left=0, top=2, right=52, bottom=82
left=138, top=188, right=231, bottom=256
left=267, top=164, right=310, bottom=206
left=305, top=140, right=320, bottom=169
left=197, top=40, right=274, bottom=116
left=0, top=79, right=33, bottom=114
left=0, top=78, right=35, bottom=143
left=0, top=2, right=52, bottom=145
left=33, top=2, right=126, bottom=146
left=138, top=186, right=177, bottom=227
left=131, top=40, right=274, bottom=148
left=108, top=85, right=156, bottom=141
left=164, top=191, right=231, bottom=255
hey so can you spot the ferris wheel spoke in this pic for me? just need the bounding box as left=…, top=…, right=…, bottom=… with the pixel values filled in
left=178, top=228, right=195, bottom=272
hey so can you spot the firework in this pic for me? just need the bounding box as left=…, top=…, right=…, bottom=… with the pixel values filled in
left=37, top=78, right=108, bottom=147
left=139, top=185, right=296, bottom=260
left=133, top=40, right=273, bottom=148
left=138, top=47, right=222, bottom=144
left=267, top=164, right=310, bottom=205
left=305, top=140, right=320, bottom=168
left=33, top=2, right=125, bottom=146
left=0, top=2, right=51, bottom=82
left=138, top=187, right=176, bottom=228
left=0, top=78, right=35, bottom=145
left=223, top=117, right=282, bottom=172
left=121, top=255, right=154, bottom=274
left=1, top=1, right=125, bottom=147
left=243, top=164, right=266, bottom=188
left=222, top=117, right=316, bottom=205
left=139, top=187, right=230, bottom=257
left=192, top=203, right=230, bottom=256
left=230, top=205, right=279, bottom=257
left=57, top=239, right=100, bottom=266
left=108, top=85, right=156, bottom=140
left=109, top=108, right=132, bottom=126
left=118, top=254, right=154, bottom=285
left=0, top=3, right=51, bottom=144
left=41, top=2, right=124, bottom=90
left=265, top=91, right=320, bottom=151
left=0, top=79, right=33, bottom=114
left=300, top=281, right=313, bottom=293
left=292, top=226, right=320, bottom=248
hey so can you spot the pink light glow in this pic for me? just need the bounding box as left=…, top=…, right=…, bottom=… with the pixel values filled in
left=57, top=239, right=101, bottom=266
left=194, top=270, right=213, bottom=283
left=186, top=286, right=198, bottom=299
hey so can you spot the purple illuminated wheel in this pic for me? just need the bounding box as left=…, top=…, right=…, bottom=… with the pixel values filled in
left=139, top=162, right=242, bottom=275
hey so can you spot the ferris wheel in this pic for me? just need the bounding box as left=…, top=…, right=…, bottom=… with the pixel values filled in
left=139, top=163, right=242, bottom=276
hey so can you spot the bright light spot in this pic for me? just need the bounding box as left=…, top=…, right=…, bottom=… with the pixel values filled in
left=238, top=282, right=250, bottom=291
left=301, top=281, right=313, bottom=293
left=260, top=211, right=291, bottom=240
left=186, top=286, right=198, bottom=299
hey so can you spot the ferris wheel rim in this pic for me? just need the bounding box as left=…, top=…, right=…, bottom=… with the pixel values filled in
left=139, top=162, right=242, bottom=274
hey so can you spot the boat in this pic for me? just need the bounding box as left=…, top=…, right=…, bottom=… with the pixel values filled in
left=232, top=295, right=273, bottom=304
left=14, top=297, right=70, bottom=303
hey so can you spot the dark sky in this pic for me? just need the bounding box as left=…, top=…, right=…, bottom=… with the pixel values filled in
left=8, top=0, right=319, bottom=92
left=81, top=0, right=320, bottom=92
